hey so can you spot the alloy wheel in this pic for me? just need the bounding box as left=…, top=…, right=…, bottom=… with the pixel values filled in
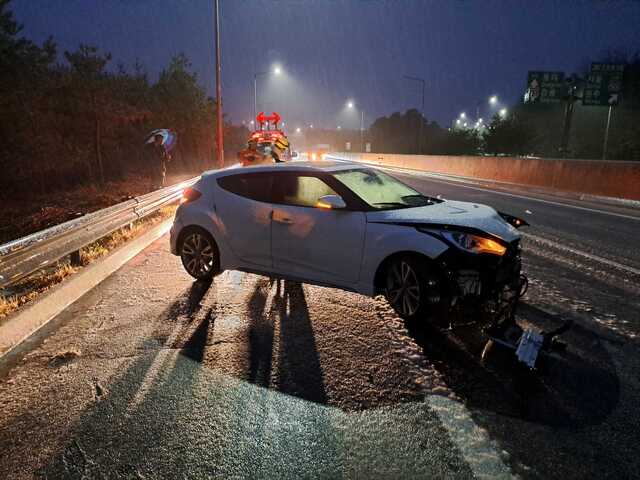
left=386, top=260, right=421, bottom=317
left=181, top=232, right=215, bottom=278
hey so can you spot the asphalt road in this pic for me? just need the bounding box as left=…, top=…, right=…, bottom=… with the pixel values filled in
left=1, top=168, right=639, bottom=479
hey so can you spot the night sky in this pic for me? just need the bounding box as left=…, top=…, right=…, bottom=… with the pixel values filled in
left=13, top=0, right=640, bottom=129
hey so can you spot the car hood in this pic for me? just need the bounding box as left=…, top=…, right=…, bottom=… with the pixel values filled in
left=366, top=200, right=520, bottom=243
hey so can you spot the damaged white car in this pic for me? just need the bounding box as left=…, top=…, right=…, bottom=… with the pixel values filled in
left=170, top=161, right=528, bottom=324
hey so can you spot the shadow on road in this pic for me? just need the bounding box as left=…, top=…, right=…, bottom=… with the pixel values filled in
left=247, top=278, right=274, bottom=387
left=274, top=280, right=328, bottom=404
left=407, top=303, right=620, bottom=428
left=244, top=279, right=328, bottom=404
left=40, top=279, right=218, bottom=478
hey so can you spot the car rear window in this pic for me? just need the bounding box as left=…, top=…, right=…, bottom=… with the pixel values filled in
left=217, top=173, right=273, bottom=203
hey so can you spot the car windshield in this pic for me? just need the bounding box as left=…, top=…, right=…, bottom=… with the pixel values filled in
left=333, top=168, right=438, bottom=210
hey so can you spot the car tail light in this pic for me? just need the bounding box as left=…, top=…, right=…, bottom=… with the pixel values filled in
left=181, top=187, right=202, bottom=204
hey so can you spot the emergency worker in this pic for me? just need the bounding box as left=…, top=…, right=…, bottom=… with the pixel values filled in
left=271, top=136, right=290, bottom=162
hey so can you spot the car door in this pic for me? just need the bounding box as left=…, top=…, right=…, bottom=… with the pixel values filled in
left=270, top=172, right=366, bottom=286
left=215, top=172, right=274, bottom=269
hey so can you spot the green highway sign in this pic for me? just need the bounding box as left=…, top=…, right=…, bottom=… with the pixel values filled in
left=524, top=71, right=565, bottom=104
left=583, top=63, right=625, bottom=106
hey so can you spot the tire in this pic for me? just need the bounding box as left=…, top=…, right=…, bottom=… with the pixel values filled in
left=179, top=227, right=219, bottom=281
left=384, top=255, right=442, bottom=322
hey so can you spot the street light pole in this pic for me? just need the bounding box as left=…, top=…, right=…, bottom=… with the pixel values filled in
left=253, top=72, right=266, bottom=123
left=403, top=75, right=425, bottom=154
left=214, top=0, right=224, bottom=168
left=602, top=104, right=614, bottom=160
left=360, top=110, right=364, bottom=152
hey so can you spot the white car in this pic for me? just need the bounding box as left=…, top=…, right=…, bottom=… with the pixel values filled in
left=170, top=161, right=525, bottom=321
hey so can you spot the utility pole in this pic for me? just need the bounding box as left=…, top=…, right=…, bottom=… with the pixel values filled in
left=403, top=75, right=426, bottom=154
left=602, top=104, right=614, bottom=160
left=214, top=0, right=224, bottom=168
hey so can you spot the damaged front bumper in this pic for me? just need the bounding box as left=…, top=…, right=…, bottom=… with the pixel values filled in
left=437, top=239, right=572, bottom=369
left=437, top=238, right=524, bottom=309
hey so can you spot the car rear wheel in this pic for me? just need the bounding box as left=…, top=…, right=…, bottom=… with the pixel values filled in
left=384, top=256, right=441, bottom=322
left=180, top=228, right=219, bottom=281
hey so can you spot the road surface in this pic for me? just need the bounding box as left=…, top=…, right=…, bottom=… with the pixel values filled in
left=1, top=167, right=639, bottom=479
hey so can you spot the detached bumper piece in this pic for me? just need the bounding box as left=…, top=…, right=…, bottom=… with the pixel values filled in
left=485, top=319, right=573, bottom=369
left=516, top=329, right=544, bottom=368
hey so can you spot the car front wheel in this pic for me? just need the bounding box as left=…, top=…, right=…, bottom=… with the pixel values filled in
left=180, top=228, right=219, bottom=281
left=384, top=256, right=441, bottom=322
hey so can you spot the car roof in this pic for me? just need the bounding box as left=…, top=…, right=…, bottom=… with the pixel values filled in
left=203, top=160, right=365, bottom=178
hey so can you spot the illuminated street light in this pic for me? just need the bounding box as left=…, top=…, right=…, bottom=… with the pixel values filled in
left=309, top=124, right=314, bottom=129
left=463, top=122, right=468, bottom=127
left=460, top=112, right=466, bottom=119
left=337, top=125, right=342, bottom=130
left=295, top=127, right=301, bottom=133
left=500, top=108, right=508, bottom=117
left=489, top=95, right=498, bottom=105
left=456, top=119, right=461, bottom=125
left=254, top=64, right=284, bottom=120
left=345, top=99, right=365, bottom=151
left=478, top=118, right=483, bottom=123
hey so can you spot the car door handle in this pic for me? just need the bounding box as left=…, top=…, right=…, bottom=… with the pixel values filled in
left=274, top=216, right=293, bottom=224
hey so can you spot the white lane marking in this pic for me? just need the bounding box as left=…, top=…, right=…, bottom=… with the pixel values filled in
left=523, top=232, right=640, bottom=276
left=427, top=395, right=514, bottom=479
left=336, top=159, right=640, bottom=222
left=376, top=302, right=515, bottom=477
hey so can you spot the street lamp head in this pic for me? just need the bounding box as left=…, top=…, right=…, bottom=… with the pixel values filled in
left=489, top=95, right=498, bottom=105
left=478, top=118, right=483, bottom=123
left=463, top=122, right=468, bottom=127
left=456, top=119, right=461, bottom=125
left=309, top=124, right=314, bottom=128
left=295, top=127, right=301, bottom=133
left=273, top=65, right=282, bottom=75
left=460, top=112, right=466, bottom=119
left=347, top=101, right=354, bottom=109
left=500, top=108, right=508, bottom=117
left=337, top=125, right=341, bottom=130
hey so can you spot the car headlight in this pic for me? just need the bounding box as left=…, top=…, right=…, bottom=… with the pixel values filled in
left=440, top=231, right=507, bottom=256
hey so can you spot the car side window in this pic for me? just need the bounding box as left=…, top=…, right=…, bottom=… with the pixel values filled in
left=273, top=174, right=338, bottom=208
left=217, top=173, right=273, bottom=203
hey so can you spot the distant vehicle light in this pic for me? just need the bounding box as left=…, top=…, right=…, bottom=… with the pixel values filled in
left=181, top=187, right=202, bottom=204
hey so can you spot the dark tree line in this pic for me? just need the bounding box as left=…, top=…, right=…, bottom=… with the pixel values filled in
left=0, top=0, right=247, bottom=201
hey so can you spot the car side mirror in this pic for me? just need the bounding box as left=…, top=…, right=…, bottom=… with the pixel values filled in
left=316, top=194, right=346, bottom=210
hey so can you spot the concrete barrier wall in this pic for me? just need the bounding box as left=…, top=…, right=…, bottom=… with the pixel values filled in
left=332, top=152, right=640, bottom=201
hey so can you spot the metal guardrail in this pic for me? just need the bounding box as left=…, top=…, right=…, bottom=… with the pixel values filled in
left=0, top=177, right=199, bottom=289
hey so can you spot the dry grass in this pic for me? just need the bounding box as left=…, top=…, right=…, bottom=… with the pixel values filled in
left=0, top=205, right=177, bottom=320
